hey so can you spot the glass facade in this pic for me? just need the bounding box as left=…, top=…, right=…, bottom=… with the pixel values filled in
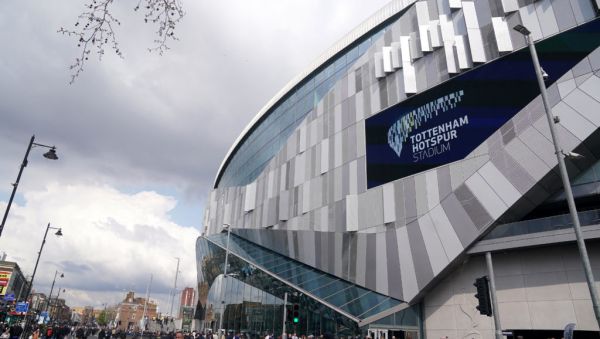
left=216, top=28, right=387, bottom=189
left=196, top=235, right=421, bottom=337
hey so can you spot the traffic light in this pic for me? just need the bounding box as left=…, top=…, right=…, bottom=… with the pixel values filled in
left=474, top=276, right=492, bottom=316
left=292, top=303, right=299, bottom=323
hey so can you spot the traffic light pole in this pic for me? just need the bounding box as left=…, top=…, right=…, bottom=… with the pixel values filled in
left=281, top=292, right=288, bottom=339
left=486, top=252, right=502, bottom=339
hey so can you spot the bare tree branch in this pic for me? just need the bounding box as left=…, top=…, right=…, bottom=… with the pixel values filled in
left=136, top=0, right=185, bottom=55
left=58, top=0, right=185, bottom=84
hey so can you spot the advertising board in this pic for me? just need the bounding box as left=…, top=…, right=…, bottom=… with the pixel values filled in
left=0, top=271, right=12, bottom=296
left=366, top=18, right=600, bottom=188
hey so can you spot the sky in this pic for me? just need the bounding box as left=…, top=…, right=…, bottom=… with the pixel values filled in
left=0, top=0, right=390, bottom=313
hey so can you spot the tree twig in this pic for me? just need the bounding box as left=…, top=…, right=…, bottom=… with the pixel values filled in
left=58, top=0, right=185, bottom=84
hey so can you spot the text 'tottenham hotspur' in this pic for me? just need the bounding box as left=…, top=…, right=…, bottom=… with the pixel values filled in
left=387, top=90, right=469, bottom=162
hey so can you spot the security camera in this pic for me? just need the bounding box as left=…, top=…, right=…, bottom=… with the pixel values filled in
left=541, top=68, right=549, bottom=81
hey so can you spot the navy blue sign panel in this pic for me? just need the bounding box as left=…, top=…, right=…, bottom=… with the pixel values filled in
left=366, top=18, right=600, bottom=189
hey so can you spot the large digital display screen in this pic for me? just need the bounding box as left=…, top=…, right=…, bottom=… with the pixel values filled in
left=366, top=18, right=600, bottom=189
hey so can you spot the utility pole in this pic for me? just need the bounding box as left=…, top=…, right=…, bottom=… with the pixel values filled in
left=486, top=252, right=502, bottom=339
left=513, top=24, right=600, bottom=328
left=169, top=258, right=180, bottom=317
left=141, top=274, right=153, bottom=331
left=281, top=292, right=288, bottom=338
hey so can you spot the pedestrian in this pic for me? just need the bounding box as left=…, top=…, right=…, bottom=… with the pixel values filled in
left=99, top=327, right=107, bottom=339
left=8, top=324, right=22, bottom=339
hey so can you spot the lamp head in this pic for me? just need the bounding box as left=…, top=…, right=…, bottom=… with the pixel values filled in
left=43, top=147, right=59, bottom=160
left=60, top=273, right=64, bottom=278
left=513, top=24, right=531, bottom=36
left=55, top=228, right=63, bottom=236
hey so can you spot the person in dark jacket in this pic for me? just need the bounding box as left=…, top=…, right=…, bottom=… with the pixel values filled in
left=8, top=324, right=22, bottom=339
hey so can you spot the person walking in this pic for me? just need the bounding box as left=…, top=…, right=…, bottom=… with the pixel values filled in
left=8, top=324, right=22, bottom=339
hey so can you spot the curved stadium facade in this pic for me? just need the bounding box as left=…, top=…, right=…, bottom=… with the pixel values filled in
left=197, top=0, right=600, bottom=337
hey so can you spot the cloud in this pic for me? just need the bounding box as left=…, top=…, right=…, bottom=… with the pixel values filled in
left=0, top=183, right=199, bottom=311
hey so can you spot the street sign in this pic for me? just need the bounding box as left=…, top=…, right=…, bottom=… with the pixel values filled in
left=40, top=311, right=48, bottom=318
left=3, top=294, right=14, bottom=302
left=15, top=302, right=28, bottom=313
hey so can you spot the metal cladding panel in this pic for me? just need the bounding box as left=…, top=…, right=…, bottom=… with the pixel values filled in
left=244, top=182, right=256, bottom=212
left=492, top=17, right=514, bottom=52
left=400, top=36, right=418, bottom=94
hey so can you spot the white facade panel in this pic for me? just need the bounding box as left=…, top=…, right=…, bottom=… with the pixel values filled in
left=425, top=170, right=440, bottom=209
left=349, top=160, right=358, bottom=195
left=535, top=0, right=559, bottom=37
left=454, top=35, right=473, bottom=69
left=279, top=190, right=289, bottom=221
left=478, top=162, right=521, bottom=206
left=375, top=52, right=385, bottom=78
left=400, top=36, right=417, bottom=94
left=465, top=172, right=507, bottom=220
left=299, top=124, right=307, bottom=153
left=397, top=226, right=419, bottom=300
left=564, top=85, right=600, bottom=126
left=429, top=20, right=443, bottom=48
left=383, top=183, right=396, bottom=224
left=244, top=182, right=257, bottom=212
left=294, top=153, right=306, bottom=187
left=346, top=194, right=359, bottom=232
left=449, top=0, right=462, bottom=10
left=416, top=1, right=432, bottom=52
left=552, top=101, right=596, bottom=137
left=334, top=132, right=343, bottom=168
left=391, top=42, right=402, bottom=69
left=302, top=182, right=311, bottom=214
left=383, top=46, right=393, bottom=73
left=492, top=17, right=514, bottom=52
left=320, top=139, right=329, bottom=174
left=418, top=214, right=449, bottom=275
left=280, top=163, right=287, bottom=192
left=440, top=14, right=459, bottom=73
left=501, top=0, right=519, bottom=13
left=519, top=4, right=543, bottom=41
left=376, top=232, right=389, bottom=294
left=429, top=205, right=463, bottom=260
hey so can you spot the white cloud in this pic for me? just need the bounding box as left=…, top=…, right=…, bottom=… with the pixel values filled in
left=0, top=183, right=199, bottom=311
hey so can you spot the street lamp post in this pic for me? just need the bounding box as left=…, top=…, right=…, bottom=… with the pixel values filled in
left=52, top=288, right=65, bottom=320
left=45, top=270, right=64, bottom=312
left=513, top=24, right=600, bottom=329
left=0, top=135, right=58, bottom=238
left=20, top=224, right=62, bottom=339
left=218, top=223, right=231, bottom=337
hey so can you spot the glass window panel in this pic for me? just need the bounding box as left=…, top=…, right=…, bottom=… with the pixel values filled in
left=278, top=266, right=307, bottom=281
left=357, top=298, right=401, bottom=319
left=296, top=272, right=333, bottom=291
left=323, top=286, right=367, bottom=307
left=310, top=280, right=347, bottom=298
left=346, top=46, right=359, bottom=63
left=262, top=256, right=288, bottom=270
left=270, top=261, right=298, bottom=275
left=339, top=291, right=374, bottom=316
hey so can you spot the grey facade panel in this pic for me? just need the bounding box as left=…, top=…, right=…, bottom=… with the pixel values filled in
left=385, top=226, right=403, bottom=300
left=365, top=234, right=378, bottom=291
left=406, top=219, right=434, bottom=290
left=441, top=193, right=479, bottom=247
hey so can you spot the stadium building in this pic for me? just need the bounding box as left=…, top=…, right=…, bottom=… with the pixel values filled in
left=196, top=0, right=600, bottom=338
